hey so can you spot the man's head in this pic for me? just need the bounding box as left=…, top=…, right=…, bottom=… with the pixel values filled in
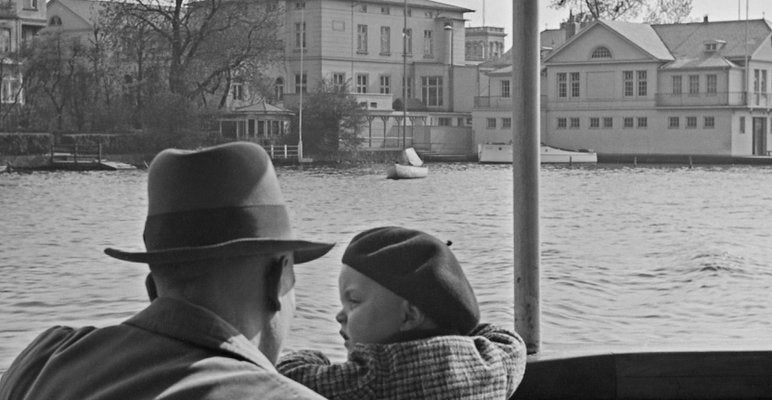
left=336, top=226, right=479, bottom=351
left=104, top=142, right=333, bottom=362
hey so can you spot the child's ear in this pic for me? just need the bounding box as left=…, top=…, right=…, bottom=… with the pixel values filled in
left=401, top=301, right=426, bottom=331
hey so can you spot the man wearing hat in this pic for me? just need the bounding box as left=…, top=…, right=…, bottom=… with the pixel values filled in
left=0, top=142, right=334, bottom=400
left=278, top=226, right=526, bottom=400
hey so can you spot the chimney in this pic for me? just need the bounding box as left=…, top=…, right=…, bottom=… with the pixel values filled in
left=703, top=15, right=709, bottom=23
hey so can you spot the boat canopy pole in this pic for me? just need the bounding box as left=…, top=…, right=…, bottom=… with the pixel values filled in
left=512, top=0, right=540, bottom=354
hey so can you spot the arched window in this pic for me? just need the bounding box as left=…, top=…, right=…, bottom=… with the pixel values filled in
left=49, top=16, right=62, bottom=26
left=274, top=77, right=284, bottom=100
left=591, top=46, right=611, bottom=59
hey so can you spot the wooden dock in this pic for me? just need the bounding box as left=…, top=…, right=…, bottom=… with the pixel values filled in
left=49, top=144, right=136, bottom=171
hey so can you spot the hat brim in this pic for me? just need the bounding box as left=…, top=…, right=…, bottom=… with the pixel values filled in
left=105, top=238, right=334, bottom=264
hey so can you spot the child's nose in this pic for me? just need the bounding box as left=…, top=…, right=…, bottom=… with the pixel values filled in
left=335, top=309, right=346, bottom=323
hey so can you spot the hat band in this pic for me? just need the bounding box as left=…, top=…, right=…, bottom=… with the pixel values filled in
left=143, top=205, right=292, bottom=251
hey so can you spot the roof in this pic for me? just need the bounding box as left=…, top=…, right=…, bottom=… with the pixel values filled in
left=47, top=0, right=105, bottom=27
left=234, top=101, right=293, bottom=115
left=652, top=19, right=772, bottom=60
left=362, top=0, right=472, bottom=13
left=660, top=56, right=738, bottom=70
left=600, top=20, right=674, bottom=60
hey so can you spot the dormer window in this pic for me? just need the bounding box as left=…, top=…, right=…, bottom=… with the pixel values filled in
left=49, top=16, right=62, bottom=26
left=704, top=40, right=725, bottom=52
left=591, top=46, right=611, bottom=59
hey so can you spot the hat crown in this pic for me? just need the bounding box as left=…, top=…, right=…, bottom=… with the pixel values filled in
left=147, top=142, right=284, bottom=216
left=342, top=226, right=480, bottom=334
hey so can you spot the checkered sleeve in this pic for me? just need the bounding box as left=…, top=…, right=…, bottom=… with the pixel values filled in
left=277, top=323, right=527, bottom=400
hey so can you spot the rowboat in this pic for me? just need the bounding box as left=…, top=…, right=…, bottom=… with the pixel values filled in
left=386, top=147, right=428, bottom=179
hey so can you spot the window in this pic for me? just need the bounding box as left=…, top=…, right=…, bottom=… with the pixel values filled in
left=231, top=83, right=244, bottom=100
left=591, top=46, right=611, bottom=58
left=423, top=30, right=433, bottom=57
left=438, top=117, right=451, bottom=126
left=557, top=73, right=567, bottom=98
left=570, top=72, right=580, bottom=97
left=707, top=74, right=717, bottom=94
left=623, top=71, right=634, bottom=97
left=501, top=80, right=510, bottom=98
left=705, top=42, right=717, bottom=52
left=589, top=117, right=600, bottom=128
left=637, top=117, right=647, bottom=128
left=379, top=75, right=391, bottom=94
left=502, top=118, right=512, bottom=128
left=603, top=117, right=613, bottom=128
left=762, top=70, right=768, bottom=95
left=669, top=116, right=679, bottom=129
left=1, top=75, right=20, bottom=103
left=557, top=118, right=567, bottom=129
left=704, top=116, right=715, bottom=128
left=637, top=71, right=647, bottom=96
left=421, top=76, right=443, bottom=106
left=295, top=22, right=306, bottom=49
left=624, top=117, right=634, bottom=128
left=689, top=75, right=699, bottom=95
left=686, top=116, right=697, bottom=128
left=570, top=117, right=580, bottom=128
left=740, top=116, right=746, bottom=134
left=380, top=26, right=390, bottom=54
left=333, top=73, right=346, bottom=90
left=0, top=29, right=9, bottom=53
left=29, top=0, right=37, bottom=9
left=294, top=1, right=305, bottom=9
left=295, top=73, right=307, bottom=93
left=274, top=77, right=284, bottom=100
left=356, top=73, right=368, bottom=93
left=380, top=6, right=389, bottom=14
left=403, top=76, right=413, bottom=98
left=487, top=118, right=497, bottom=129
left=49, top=16, right=62, bottom=26
left=358, top=4, right=367, bottom=12
left=672, top=75, right=682, bottom=95
left=405, top=7, right=412, bottom=16
left=357, top=25, right=368, bottom=53
left=405, top=29, right=413, bottom=55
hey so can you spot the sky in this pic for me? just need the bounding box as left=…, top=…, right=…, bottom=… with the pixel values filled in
left=441, top=0, right=772, bottom=48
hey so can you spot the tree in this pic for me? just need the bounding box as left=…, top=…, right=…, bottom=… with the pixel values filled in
left=102, top=0, right=283, bottom=103
left=290, top=81, right=366, bottom=156
left=552, top=0, right=692, bottom=23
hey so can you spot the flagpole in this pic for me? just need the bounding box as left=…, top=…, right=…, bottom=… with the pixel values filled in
left=402, top=0, right=407, bottom=149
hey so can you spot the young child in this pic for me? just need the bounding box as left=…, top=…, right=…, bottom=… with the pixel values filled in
left=278, top=226, right=526, bottom=400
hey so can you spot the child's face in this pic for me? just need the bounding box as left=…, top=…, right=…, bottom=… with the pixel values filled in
left=336, top=264, right=407, bottom=352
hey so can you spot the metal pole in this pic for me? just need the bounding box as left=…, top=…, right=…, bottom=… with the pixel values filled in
left=402, top=0, right=407, bottom=149
left=513, top=0, right=540, bottom=354
left=298, top=4, right=305, bottom=161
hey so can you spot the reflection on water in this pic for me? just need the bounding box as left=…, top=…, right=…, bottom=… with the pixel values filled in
left=2, top=163, right=772, bottom=370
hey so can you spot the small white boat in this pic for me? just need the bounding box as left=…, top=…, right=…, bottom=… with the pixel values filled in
left=386, top=148, right=428, bottom=179
left=478, top=143, right=597, bottom=164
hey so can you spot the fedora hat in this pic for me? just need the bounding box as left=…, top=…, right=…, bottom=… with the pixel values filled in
left=105, top=142, right=334, bottom=264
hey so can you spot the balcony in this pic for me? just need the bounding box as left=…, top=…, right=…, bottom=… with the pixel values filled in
left=655, top=91, right=749, bottom=107
left=474, top=95, right=513, bottom=109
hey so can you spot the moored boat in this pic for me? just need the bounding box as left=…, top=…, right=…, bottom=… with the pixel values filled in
left=477, top=143, right=597, bottom=164
left=386, top=147, right=428, bottom=179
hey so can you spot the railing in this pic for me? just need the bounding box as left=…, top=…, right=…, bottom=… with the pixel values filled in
left=475, top=95, right=514, bottom=108
left=655, top=91, right=748, bottom=107
left=265, top=144, right=299, bottom=160
left=50, top=143, right=103, bottom=164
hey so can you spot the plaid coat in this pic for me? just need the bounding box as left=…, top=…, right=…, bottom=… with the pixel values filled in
left=278, top=324, right=526, bottom=400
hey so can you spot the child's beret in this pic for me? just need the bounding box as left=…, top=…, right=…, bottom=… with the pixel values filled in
left=341, top=226, right=480, bottom=334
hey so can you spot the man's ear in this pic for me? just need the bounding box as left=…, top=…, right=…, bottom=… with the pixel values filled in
left=145, top=273, right=157, bottom=301
left=401, top=302, right=427, bottom=331
left=264, top=255, right=289, bottom=312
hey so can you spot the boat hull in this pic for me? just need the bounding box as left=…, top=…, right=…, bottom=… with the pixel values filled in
left=386, top=163, right=428, bottom=179
left=478, top=144, right=597, bottom=164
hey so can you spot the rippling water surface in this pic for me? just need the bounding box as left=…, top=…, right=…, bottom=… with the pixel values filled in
left=2, top=163, right=772, bottom=371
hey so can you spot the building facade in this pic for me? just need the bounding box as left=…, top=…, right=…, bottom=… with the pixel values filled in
left=474, top=19, right=772, bottom=158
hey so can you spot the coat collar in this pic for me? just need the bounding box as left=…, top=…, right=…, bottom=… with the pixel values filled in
left=124, top=297, right=276, bottom=371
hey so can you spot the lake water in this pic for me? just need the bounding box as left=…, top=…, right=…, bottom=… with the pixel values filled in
left=2, top=163, right=772, bottom=372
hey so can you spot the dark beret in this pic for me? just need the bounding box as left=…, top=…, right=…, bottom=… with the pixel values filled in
left=341, top=226, right=480, bottom=334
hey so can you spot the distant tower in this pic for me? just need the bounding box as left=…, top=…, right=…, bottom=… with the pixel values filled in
left=465, top=25, right=507, bottom=64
